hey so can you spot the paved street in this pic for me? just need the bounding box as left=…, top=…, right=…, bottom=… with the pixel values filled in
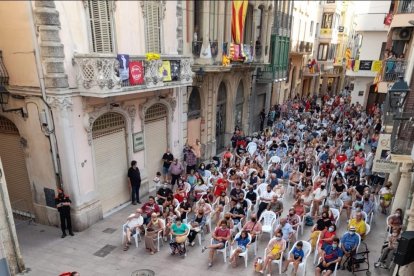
left=17, top=193, right=391, bottom=276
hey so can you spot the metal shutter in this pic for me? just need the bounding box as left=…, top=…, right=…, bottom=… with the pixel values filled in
left=93, top=128, right=129, bottom=214
left=144, top=118, right=167, bottom=192
left=87, top=0, right=114, bottom=53
left=0, top=133, right=34, bottom=215
left=144, top=2, right=161, bottom=53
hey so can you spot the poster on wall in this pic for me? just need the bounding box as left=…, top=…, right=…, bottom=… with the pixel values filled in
left=129, top=61, right=144, bottom=85
left=132, top=132, right=144, bottom=152
left=371, top=60, right=382, bottom=72
left=159, top=61, right=172, bottom=82
left=170, top=60, right=180, bottom=81
left=372, top=134, right=399, bottom=173
left=117, top=54, right=130, bottom=81
left=359, top=60, right=373, bottom=70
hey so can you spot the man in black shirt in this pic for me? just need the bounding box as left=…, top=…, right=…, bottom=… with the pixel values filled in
left=162, top=148, right=174, bottom=183
left=55, top=189, right=74, bottom=238
left=128, top=160, right=141, bottom=205
left=156, top=183, right=173, bottom=205
left=230, top=183, right=244, bottom=202
left=245, top=185, right=257, bottom=205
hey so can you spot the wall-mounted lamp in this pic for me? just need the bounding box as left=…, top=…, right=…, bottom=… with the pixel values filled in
left=0, top=85, right=27, bottom=118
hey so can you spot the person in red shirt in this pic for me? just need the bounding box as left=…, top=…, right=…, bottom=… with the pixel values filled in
left=141, top=196, right=160, bottom=224
left=201, top=220, right=231, bottom=267
left=214, top=171, right=228, bottom=197
left=321, top=158, right=335, bottom=176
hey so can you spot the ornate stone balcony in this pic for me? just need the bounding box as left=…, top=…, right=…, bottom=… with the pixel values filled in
left=74, top=53, right=193, bottom=97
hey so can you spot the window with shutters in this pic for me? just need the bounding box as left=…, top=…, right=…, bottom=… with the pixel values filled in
left=143, top=2, right=162, bottom=53
left=87, top=0, right=114, bottom=53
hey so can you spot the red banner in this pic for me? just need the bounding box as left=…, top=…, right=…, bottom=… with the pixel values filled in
left=129, top=61, right=144, bottom=85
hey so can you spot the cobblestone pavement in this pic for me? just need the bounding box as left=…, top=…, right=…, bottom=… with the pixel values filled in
left=16, top=192, right=391, bottom=276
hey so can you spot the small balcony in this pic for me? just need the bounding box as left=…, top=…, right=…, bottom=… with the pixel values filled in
left=303, top=65, right=320, bottom=76
left=382, top=59, right=407, bottom=82
left=397, top=0, right=414, bottom=13
left=256, top=65, right=275, bottom=83
left=74, top=53, right=193, bottom=97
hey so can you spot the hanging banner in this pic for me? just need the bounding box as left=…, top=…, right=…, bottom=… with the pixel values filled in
left=372, top=134, right=399, bottom=173
left=129, top=61, right=144, bottom=85
left=231, top=0, right=248, bottom=44
left=359, top=60, right=373, bottom=70
left=159, top=61, right=172, bottom=82
left=371, top=60, right=382, bottom=72
left=117, top=54, right=129, bottom=81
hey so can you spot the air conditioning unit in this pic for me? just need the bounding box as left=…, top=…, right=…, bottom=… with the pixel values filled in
left=392, top=28, right=412, bottom=41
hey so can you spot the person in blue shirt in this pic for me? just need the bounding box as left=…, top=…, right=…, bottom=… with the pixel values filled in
left=340, top=227, right=359, bottom=269
left=316, top=237, right=343, bottom=276
left=282, top=241, right=305, bottom=275
left=229, top=230, right=250, bottom=267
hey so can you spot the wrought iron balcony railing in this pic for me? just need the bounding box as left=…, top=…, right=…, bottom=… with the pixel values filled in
left=256, top=65, right=275, bottom=83
left=382, top=59, right=407, bottom=82
left=391, top=112, right=414, bottom=155
left=397, top=0, right=414, bottom=13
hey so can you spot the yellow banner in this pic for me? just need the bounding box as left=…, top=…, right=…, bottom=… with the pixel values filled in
left=353, top=60, right=360, bottom=72
left=320, top=29, right=332, bottom=35
left=371, top=60, right=382, bottom=72
left=159, top=61, right=171, bottom=82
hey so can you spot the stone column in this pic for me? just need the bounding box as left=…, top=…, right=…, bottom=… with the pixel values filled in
left=252, top=8, right=259, bottom=60
left=310, top=76, right=316, bottom=96
left=199, top=0, right=211, bottom=64
left=260, top=9, right=269, bottom=63
left=215, top=0, right=225, bottom=64
left=388, top=168, right=401, bottom=195
left=391, top=163, right=413, bottom=214
left=224, top=1, right=232, bottom=43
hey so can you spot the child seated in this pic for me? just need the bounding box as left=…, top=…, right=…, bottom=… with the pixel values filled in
left=283, top=241, right=304, bottom=275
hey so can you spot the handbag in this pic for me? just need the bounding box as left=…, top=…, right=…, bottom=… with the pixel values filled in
left=175, top=235, right=187, bottom=244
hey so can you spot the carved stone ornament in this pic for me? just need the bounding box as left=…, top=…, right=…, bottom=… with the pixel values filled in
left=84, top=104, right=135, bottom=145
left=144, top=60, right=163, bottom=88
left=47, top=96, right=73, bottom=110
left=83, top=0, right=117, bottom=12
left=180, top=58, right=193, bottom=84
left=140, top=1, right=166, bottom=19
left=75, top=56, right=121, bottom=91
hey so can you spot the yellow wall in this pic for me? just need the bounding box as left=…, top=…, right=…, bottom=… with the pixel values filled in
left=0, top=1, right=39, bottom=87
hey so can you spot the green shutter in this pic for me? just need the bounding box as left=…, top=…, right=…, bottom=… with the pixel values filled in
left=144, top=2, right=161, bottom=53
left=88, top=0, right=114, bottom=53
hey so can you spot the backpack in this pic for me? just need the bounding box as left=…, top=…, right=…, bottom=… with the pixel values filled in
left=305, top=215, right=314, bottom=226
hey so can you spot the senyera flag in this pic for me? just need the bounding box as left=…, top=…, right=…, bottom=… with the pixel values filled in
left=231, top=0, right=248, bottom=44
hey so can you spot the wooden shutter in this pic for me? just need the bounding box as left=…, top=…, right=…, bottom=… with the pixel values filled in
left=88, top=0, right=114, bottom=53
left=144, top=2, right=161, bottom=53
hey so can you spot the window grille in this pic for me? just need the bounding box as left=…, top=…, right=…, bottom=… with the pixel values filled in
left=92, top=112, right=125, bottom=138
left=0, top=116, right=18, bottom=134
left=145, top=104, right=167, bottom=122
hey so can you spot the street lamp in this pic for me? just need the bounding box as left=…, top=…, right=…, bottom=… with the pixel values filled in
left=0, top=85, right=26, bottom=117
left=387, top=77, right=411, bottom=154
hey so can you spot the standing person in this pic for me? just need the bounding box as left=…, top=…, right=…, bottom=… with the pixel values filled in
left=186, top=146, right=198, bottom=174
left=193, top=139, right=202, bottom=166
left=128, top=160, right=142, bottom=205
left=169, top=159, right=184, bottom=189
left=55, top=189, right=74, bottom=238
left=259, top=109, right=266, bottom=131
left=162, top=148, right=174, bottom=184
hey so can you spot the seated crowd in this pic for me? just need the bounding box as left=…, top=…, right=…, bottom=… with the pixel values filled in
left=121, top=94, right=401, bottom=275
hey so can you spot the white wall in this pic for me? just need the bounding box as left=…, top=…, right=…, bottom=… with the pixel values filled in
left=358, top=31, right=387, bottom=60
left=350, top=76, right=371, bottom=107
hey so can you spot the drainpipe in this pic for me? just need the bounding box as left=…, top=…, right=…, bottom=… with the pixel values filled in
left=27, top=1, right=62, bottom=186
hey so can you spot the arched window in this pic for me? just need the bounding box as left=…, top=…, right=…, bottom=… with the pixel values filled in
left=188, top=88, right=201, bottom=119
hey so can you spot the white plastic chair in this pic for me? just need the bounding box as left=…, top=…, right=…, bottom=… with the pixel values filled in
left=264, top=238, right=285, bottom=275
left=331, top=208, right=340, bottom=226
left=313, top=233, right=322, bottom=264
left=365, top=223, right=371, bottom=237
left=211, top=238, right=229, bottom=263
left=318, top=257, right=339, bottom=276
left=121, top=223, right=141, bottom=248
left=230, top=232, right=252, bottom=267
left=259, top=210, right=277, bottom=240
left=287, top=240, right=311, bottom=276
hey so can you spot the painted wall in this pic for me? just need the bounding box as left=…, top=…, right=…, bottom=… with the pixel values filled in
left=350, top=76, right=371, bottom=107
left=0, top=1, right=39, bottom=88
left=358, top=31, right=387, bottom=60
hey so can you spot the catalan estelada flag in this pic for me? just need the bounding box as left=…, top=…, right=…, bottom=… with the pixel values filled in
left=231, top=0, right=248, bottom=44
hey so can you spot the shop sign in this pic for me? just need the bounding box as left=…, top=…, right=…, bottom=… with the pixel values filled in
left=373, top=134, right=399, bottom=173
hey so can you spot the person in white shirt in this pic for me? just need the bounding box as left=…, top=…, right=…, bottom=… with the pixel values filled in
left=312, top=183, right=328, bottom=217
left=257, top=184, right=275, bottom=218
left=123, top=208, right=144, bottom=251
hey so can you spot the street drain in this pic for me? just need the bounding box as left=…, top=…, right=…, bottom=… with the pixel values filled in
left=93, top=244, right=116, bottom=257
left=103, top=228, right=116, bottom=234
left=131, top=269, right=155, bottom=276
